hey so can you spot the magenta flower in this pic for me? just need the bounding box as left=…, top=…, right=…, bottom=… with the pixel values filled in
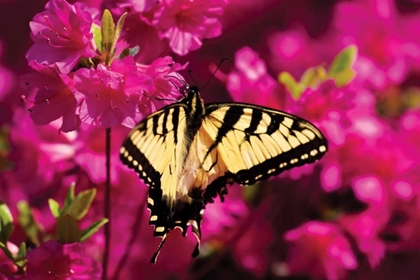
left=380, top=181, right=420, bottom=252
left=202, top=184, right=249, bottom=240
left=0, top=108, right=76, bottom=219
left=26, top=0, right=96, bottom=74
left=267, top=27, right=340, bottom=79
left=118, top=12, right=170, bottom=64
left=152, top=0, right=227, bottom=55
left=285, top=80, right=354, bottom=146
left=103, top=0, right=157, bottom=14
left=21, top=62, right=80, bottom=132
left=25, top=240, right=102, bottom=279
left=74, top=124, right=131, bottom=184
left=338, top=176, right=389, bottom=267
left=136, top=56, right=187, bottom=110
left=73, top=56, right=154, bottom=128
left=400, top=109, right=420, bottom=157
left=332, top=0, right=420, bottom=87
left=227, top=47, right=281, bottom=107
left=233, top=218, right=272, bottom=275
left=285, top=221, right=357, bottom=280
left=0, top=44, right=14, bottom=100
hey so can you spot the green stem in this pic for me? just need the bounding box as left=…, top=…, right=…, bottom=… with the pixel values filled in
left=102, top=128, right=111, bottom=280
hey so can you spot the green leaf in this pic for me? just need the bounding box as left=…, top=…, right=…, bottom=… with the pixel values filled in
left=14, top=242, right=27, bottom=268
left=48, top=199, right=61, bottom=219
left=328, top=45, right=357, bottom=87
left=300, top=66, right=328, bottom=89
left=278, top=72, right=305, bottom=100
left=16, top=242, right=26, bottom=259
left=0, top=200, right=14, bottom=243
left=80, top=218, right=109, bottom=242
left=57, top=214, right=81, bottom=244
left=63, top=183, right=75, bottom=214
left=0, top=241, right=13, bottom=260
left=0, top=126, right=13, bottom=172
left=65, top=189, right=97, bottom=220
left=0, top=126, right=9, bottom=151
left=101, top=9, right=115, bottom=65
left=119, top=48, right=130, bottom=59
left=332, top=69, right=356, bottom=87
left=111, top=12, right=127, bottom=58
left=242, top=182, right=268, bottom=207
left=91, top=23, right=102, bottom=52
left=119, top=46, right=140, bottom=59
left=17, top=201, right=41, bottom=246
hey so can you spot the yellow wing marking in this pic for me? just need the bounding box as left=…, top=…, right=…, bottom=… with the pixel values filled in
left=195, top=104, right=327, bottom=186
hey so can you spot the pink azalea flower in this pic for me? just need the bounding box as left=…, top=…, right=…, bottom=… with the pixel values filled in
left=103, top=0, right=157, bottom=14
left=21, top=62, right=80, bottom=132
left=400, top=109, right=420, bottom=157
left=267, top=26, right=341, bottom=78
left=338, top=176, right=389, bottom=267
left=74, top=124, right=131, bottom=184
left=152, top=0, right=228, bottom=55
left=0, top=108, right=76, bottom=210
left=25, top=240, right=102, bottom=279
left=321, top=130, right=416, bottom=193
left=73, top=56, right=153, bottom=128
left=285, top=80, right=354, bottom=146
left=285, top=221, right=357, bottom=280
left=121, top=12, right=170, bottom=64
left=379, top=181, right=420, bottom=252
left=226, top=46, right=282, bottom=108
left=26, top=0, right=96, bottom=74
left=136, top=56, right=187, bottom=111
left=0, top=42, right=15, bottom=100
left=332, top=0, right=420, bottom=86
left=202, top=184, right=249, bottom=240
left=233, top=217, right=272, bottom=275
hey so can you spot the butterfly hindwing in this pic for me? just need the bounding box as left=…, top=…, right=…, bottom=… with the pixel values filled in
left=198, top=103, right=328, bottom=202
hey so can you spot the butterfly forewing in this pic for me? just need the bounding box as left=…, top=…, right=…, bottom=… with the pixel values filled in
left=199, top=103, right=327, bottom=191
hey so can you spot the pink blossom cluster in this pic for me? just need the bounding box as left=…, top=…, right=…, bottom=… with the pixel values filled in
left=22, top=0, right=188, bottom=132
left=1, top=0, right=420, bottom=279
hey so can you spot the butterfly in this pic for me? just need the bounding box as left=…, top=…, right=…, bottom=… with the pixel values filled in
left=120, top=84, right=328, bottom=263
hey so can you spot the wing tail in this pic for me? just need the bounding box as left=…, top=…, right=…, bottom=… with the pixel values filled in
left=150, top=234, right=167, bottom=264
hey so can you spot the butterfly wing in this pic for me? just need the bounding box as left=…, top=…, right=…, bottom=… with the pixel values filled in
left=120, top=102, right=199, bottom=262
left=197, top=103, right=328, bottom=203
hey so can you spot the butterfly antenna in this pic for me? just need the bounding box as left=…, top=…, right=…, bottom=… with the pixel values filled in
left=188, top=70, right=199, bottom=87
left=142, top=93, right=177, bottom=102
left=201, top=57, right=232, bottom=91
left=175, top=71, right=189, bottom=87
left=165, top=75, right=189, bottom=97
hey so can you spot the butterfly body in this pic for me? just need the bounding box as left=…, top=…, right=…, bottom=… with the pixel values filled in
left=120, top=86, right=328, bottom=263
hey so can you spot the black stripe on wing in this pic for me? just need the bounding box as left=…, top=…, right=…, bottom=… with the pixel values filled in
left=120, top=139, right=161, bottom=188
left=203, top=102, right=328, bottom=190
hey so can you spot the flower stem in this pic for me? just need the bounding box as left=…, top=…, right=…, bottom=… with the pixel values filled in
left=102, top=127, right=111, bottom=280
left=111, top=197, right=146, bottom=280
